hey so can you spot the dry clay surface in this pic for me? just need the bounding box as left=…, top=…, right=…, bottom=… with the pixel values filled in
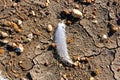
left=0, top=0, right=120, bottom=80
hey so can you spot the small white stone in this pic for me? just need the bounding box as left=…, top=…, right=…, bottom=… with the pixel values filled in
left=12, top=3, right=17, bottom=7
left=27, top=38, right=32, bottom=42
left=27, top=33, right=33, bottom=39
left=102, top=34, right=107, bottom=39
left=109, top=9, right=115, bottom=20
left=72, top=9, right=82, bottom=18
left=18, top=20, right=22, bottom=25
left=32, top=11, right=35, bottom=16
left=46, top=0, right=50, bottom=4
left=47, top=24, right=53, bottom=32
left=59, top=63, right=63, bottom=67
left=74, top=61, right=79, bottom=67
left=63, top=74, right=68, bottom=80
left=1, top=40, right=9, bottom=44
left=92, top=20, right=98, bottom=24
left=36, top=44, right=41, bottom=49
left=20, top=78, right=27, bottom=80
left=45, top=2, right=49, bottom=7
left=90, top=77, right=95, bottom=80
left=27, top=33, right=33, bottom=41
left=60, top=77, right=64, bottom=80
left=12, top=43, right=17, bottom=48
left=0, top=31, right=8, bottom=38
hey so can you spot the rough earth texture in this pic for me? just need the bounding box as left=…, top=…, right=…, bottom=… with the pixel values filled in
left=0, top=0, right=120, bottom=80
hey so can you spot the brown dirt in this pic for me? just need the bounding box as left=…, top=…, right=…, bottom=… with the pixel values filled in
left=0, top=0, right=120, bottom=80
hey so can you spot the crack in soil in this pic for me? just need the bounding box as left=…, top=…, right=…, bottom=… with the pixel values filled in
left=80, top=23, right=120, bottom=80
left=86, top=48, right=117, bottom=80
left=109, top=38, right=120, bottom=80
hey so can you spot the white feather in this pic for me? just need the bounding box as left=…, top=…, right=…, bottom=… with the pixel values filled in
left=0, top=71, right=9, bottom=80
left=54, top=22, right=74, bottom=65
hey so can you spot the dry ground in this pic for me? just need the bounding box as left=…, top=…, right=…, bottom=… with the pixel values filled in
left=0, top=0, right=120, bottom=80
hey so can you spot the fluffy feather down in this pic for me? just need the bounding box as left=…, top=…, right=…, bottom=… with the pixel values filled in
left=54, top=22, right=74, bottom=65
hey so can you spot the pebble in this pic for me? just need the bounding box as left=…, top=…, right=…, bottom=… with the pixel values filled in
left=45, top=2, right=49, bottom=7
left=102, top=34, right=107, bottom=40
left=63, top=9, right=71, bottom=15
left=72, top=9, right=83, bottom=18
left=47, top=24, right=53, bottom=32
left=27, top=33, right=33, bottom=39
left=11, top=22, right=22, bottom=33
left=27, top=38, right=32, bottom=42
left=80, top=57, right=89, bottom=63
left=67, top=38, right=73, bottom=44
left=94, top=68, right=99, bottom=75
left=59, top=64, right=63, bottom=67
left=92, top=20, right=98, bottom=24
left=111, top=24, right=119, bottom=32
left=92, top=8, right=97, bottom=15
left=12, top=3, right=17, bottom=7
left=0, top=40, right=9, bottom=44
left=90, top=77, right=95, bottom=80
left=0, top=31, right=8, bottom=38
left=19, top=61, right=23, bottom=64
left=108, top=23, right=119, bottom=32
left=50, top=43, right=56, bottom=48
left=109, top=9, right=116, bottom=20
left=20, top=77, right=27, bottom=80
left=17, top=20, right=22, bottom=25
left=117, top=68, right=120, bottom=72
left=0, top=48, right=5, bottom=54
left=18, top=44, right=24, bottom=52
left=79, top=0, right=95, bottom=3
left=31, top=11, right=36, bottom=16
left=15, top=44, right=24, bottom=53
left=88, top=14, right=96, bottom=19
left=74, top=61, right=79, bottom=67
left=27, top=33, right=33, bottom=41
left=15, top=48, right=21, bottom=53
left=46, top=0, right=50, bottom=4
left=35, top=44, right=41, bottom=49
left=3, top=20, right=11, bottom=26
left=63, top=74, right=68, bottom=80
left=66, top=20, right=72, bottom=25
left=73, top=55, right=80, bottom=61
left=60, top=77, right=64, bottom=80
left=12, top=43, right=17, bottom=48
